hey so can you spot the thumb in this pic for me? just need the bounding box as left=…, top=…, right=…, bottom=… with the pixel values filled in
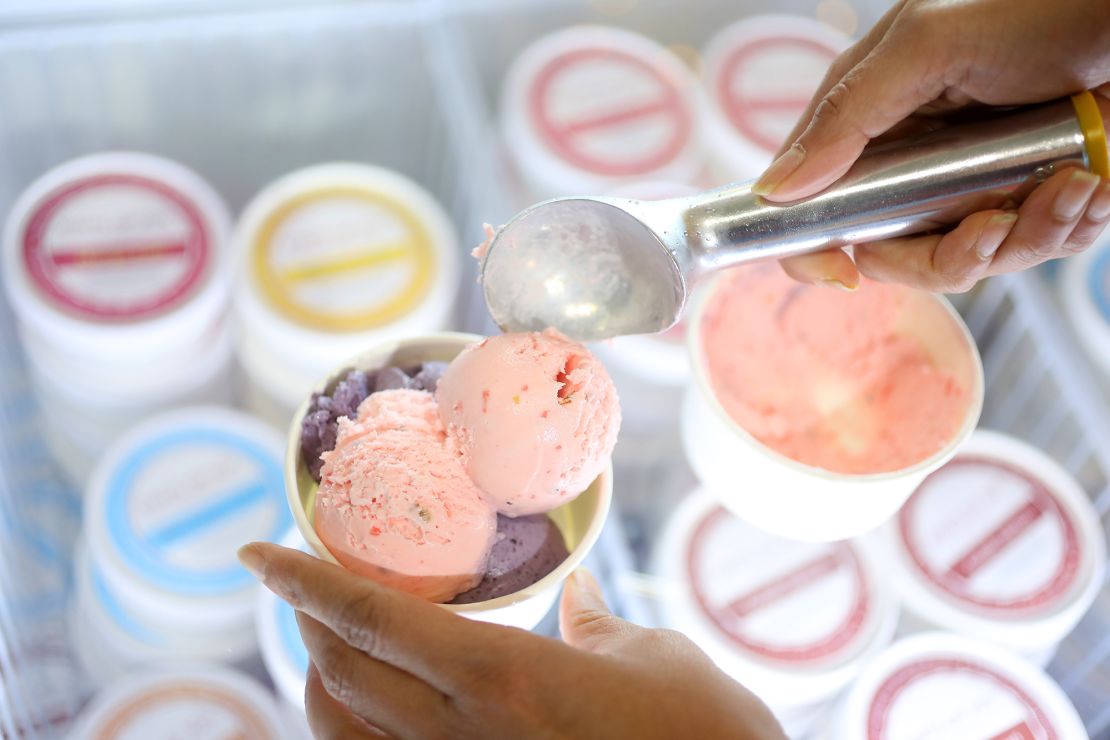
left=754, top=30, right=949, bottom=202
left=559, top=569, right=639, bottom=654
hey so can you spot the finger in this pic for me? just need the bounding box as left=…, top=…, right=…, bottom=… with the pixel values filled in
left=988, top=169, right=1103, bottom=274
left=239, top=542, right=478, bottom=692
left=779, top=249, right=860, bottom=290
left=298, top=612, right=451, bottom=739
left=305, top=663, right=390, bottom=739
left=756, top=21, right=952, bottom=201
left=1065, top=180, right=1110, bottom=247
left=559, top=570, right=640, bottom=654
left=772, top=0, right=910, bottom=159
left=855, top=210, right=1017, bottom=292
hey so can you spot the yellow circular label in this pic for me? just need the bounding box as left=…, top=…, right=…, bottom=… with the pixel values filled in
left=252, top=185, right=436, bottom=331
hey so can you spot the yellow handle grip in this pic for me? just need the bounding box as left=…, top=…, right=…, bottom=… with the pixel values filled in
left=1072, top=91, right=1109, bottom=179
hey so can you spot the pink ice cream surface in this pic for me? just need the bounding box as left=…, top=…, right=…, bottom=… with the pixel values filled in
left=471, top=223, right=496, bottom=261
left=701, top=266, right=975, bottom=475
left=314, top=389, right=497, bottom=602
left=437, top=329, right=620, bottom=516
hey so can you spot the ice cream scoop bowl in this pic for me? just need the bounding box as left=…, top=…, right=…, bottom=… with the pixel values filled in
left=285, top=332, right=613, bottom=629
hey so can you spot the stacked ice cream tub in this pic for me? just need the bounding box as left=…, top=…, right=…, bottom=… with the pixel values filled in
left=2, top=153, right=236, bottom=485
left=499, top=16, right=852, bottom=204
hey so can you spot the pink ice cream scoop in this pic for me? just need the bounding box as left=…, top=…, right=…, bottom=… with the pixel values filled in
left=700, top=265, right=975, bottom=474
left=314, top=389, right=497, bottom=602
left=436, top=329, right=620, bottom=516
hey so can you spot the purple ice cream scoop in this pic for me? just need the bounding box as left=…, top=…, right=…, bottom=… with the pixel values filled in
left=450, top=514, right=570, bottom=604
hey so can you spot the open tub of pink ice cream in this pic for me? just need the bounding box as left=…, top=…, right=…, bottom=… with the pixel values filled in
left=286, top=332, right=615, bottom=630
left=683, top=265, right=984, bottom=542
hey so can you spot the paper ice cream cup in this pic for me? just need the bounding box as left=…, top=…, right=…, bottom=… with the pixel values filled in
left=501, top=26, right=705, bottom=201
left=286, top=332, right=613, bottom=630
left=683, top=274, right=984, bottom=542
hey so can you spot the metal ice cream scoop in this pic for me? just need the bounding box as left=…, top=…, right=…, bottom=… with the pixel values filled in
left=480, top=92, right=1108, bottom=342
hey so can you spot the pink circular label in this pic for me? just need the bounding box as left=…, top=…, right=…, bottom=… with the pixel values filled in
left=22, top=174, right=209, bottom=322
left=686, top=505, right=872, bottom=664
left=867, top=658, right=1057, bottom=739
left=717, top=36, right=841, bottom=153
left=898, top=457, right=1081, bottom=616
left=529, top=47, right=692, bottom=176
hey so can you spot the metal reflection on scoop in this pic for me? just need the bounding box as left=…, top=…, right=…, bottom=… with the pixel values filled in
left=480, top=197, right=685, bottom=343
left=480, top=97, right=1102, bottom=342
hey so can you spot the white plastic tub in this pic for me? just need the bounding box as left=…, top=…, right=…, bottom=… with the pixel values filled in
left=652, top=489, right=898, bottom=736
left=2, top=152, right=232, bottom=361
left=69, top=543, right=256, bottom=686
left=234, top=163, right=461, bottom=424
left=67, top=664, right=287, bottom=740
left=879, top=429, right=1106, bottom=666
left=25, top=318, right=235, bottom=485
left=2, top=151, right=235, bottom=482
left=501, top=26, right=705, bottom=200
left=701, top=15, right=849, bottom=182
left=828, top=633, right=1087, bottom=739
left=82, top=407, right=290, bottom=659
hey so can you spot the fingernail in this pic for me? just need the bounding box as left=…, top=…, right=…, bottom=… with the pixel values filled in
left=753, top=143, right=806, bottom=196
left=976, top=212, right=1018, bottom=260
left=237, top=544, right=266, bottom=581
left=1086, top=182, right=1110, bottom=222
left=1053, top=170, right=1101, bottom=222
left=570, top=569, right=605, bottom=607
left=819, top=277, right=858, bottom=292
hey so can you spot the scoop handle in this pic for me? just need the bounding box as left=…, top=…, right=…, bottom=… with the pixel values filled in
left=685, top=92, right=1109, bottom=273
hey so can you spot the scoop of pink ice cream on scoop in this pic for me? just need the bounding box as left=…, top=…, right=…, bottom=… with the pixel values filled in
left=436, top=330, right=620, bottom=516
left=314, top=389, right=497, bottom=602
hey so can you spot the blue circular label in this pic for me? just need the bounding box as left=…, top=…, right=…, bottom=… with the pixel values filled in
left=103, top=425, right=289, bottom=596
